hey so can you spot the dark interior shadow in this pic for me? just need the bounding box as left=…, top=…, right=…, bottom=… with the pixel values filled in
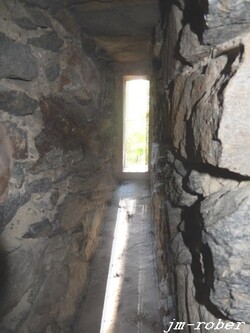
left=181, top=203, right=227, bottom=319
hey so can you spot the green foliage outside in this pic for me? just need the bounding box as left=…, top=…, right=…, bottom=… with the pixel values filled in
left=124, top=114, right=149, bottom=171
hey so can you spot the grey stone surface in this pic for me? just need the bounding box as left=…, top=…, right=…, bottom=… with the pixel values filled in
left=15, top=8, right=51, bottom=30
left=174, top=159, right=187, bottom=177
left=0, top=90, right=38, bottom=115
left=179, top=24, right=211, bottom=65
left=26, top=177, right=52, bottom=193
left=21, top=0, right=62, bottom=11
left=25, top=7, right=52, bottom=27
left=217, top=33, right=250, bottom=176
left=187, top=170, right=239, bottom=197
left=201, top=183, right=250, bottom=322
left=14, top=17, right=37, bottom=30
left=28, top=31, right=63, bottom=52
left=0, top=1, right=116, bottom=332
left=204, top=0, right=250, bottom=45
left=165, top=170, right=198, bottom=207
left=0, top=33, right=38, bottom=80
left=45, top=62, right=60, bottom=81
left=167, top=32, right=250, bottom=176
left=22, top=0, right=51, bottom=9
left=11, top=162, right=29, bottom=189
left=6, top=123, right=28, bottom=160
left=22, top=219, right=53, bottom=238
left=151, top=0, right=250, bottom=331
left=0, top=192, right=31, bottom=232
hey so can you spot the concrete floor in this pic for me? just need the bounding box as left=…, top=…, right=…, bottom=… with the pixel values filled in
left=74, top=180, right=162, bottom=333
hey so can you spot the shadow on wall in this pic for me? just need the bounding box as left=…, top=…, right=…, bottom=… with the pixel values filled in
left=181, top=202, right=227, bottom=319
left=0, top=123, right=13, bottom=317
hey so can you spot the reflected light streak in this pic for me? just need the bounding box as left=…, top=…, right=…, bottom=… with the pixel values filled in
left=100, top=198, right=136, bottom=333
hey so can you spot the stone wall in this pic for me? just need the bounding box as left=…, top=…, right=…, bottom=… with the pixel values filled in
left=0, top=1, right=116, bottom=332
left=152, top=1, right=250, bottom=332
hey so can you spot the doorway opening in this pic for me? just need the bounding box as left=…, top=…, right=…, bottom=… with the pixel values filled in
left=123, top=76, right=150, bottom=173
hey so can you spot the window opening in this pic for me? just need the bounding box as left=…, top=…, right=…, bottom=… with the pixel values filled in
left=123, top=77, right=150, bottom=173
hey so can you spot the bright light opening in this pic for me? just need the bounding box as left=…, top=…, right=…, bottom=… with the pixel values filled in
left=123, top=77, right=150, bottom=173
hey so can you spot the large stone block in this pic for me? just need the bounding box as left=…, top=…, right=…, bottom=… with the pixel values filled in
left=21, top=0, right=62, bottom=11
left=204, top=0, right=250, bottom=45
left=187, top=170, right=239, bottom=197
left=15, top=8, right=51, bottom=30
left=217, top=33, right=250, bottom=176
left=0, top=90, right=38, bottom=116
left=170, top=33, right=250, bottom=176
left=170, top=53, right=228, bottom=164
left=28, top=31, right=64, bottom=52
left=0, top=33, right=38, bottom=80
left=165, top=170, right=198, bottom=207
left=179, top=24, right=211, bottom=65
left=201, top=182, right=250, bottom=321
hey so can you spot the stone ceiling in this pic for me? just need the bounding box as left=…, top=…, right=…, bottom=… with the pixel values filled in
left=67, top=0, right=160, bottom=63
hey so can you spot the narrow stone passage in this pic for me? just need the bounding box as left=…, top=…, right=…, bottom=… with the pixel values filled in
left=74, top=180, right=162, bottom=333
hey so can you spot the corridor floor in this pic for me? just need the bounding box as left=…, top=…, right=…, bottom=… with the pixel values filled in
left=74, top=180, right=162, bottom=333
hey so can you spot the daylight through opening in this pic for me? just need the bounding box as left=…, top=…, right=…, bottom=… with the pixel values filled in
left=123, top=76, right=150, bottom=173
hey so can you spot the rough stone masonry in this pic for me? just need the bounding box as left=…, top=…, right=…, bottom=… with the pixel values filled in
left=0, top=0, right=116, bottom=332
left=151, top=0, right=250, bottom=332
